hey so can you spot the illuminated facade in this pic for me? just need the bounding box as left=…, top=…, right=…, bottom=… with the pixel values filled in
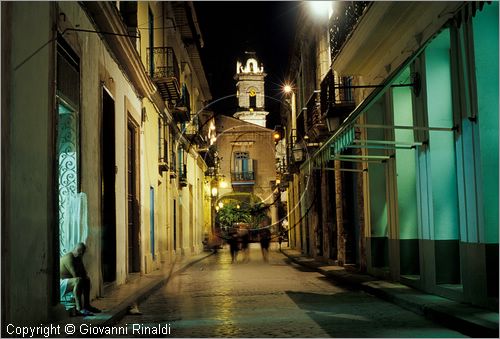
left=234, top=54, right=269, bottom=127
left=214, top=54, right=278, bottom=231
left=283, top=1, right=498, bottom=310
left=2, top=1, right=212, bottom=325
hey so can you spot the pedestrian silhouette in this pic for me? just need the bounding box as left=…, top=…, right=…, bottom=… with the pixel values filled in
left=278, top=232, right=284, bottom=251
left=228, top=231, right=239, bottom=263
left=240, top=228, right=250, bottom=262
left=259, top=228, right=271, bottom=262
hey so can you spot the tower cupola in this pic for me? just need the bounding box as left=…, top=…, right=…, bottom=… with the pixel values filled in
left=233, top=53, right=269, bottom=127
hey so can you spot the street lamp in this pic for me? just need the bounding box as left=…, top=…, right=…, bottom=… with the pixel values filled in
left=282, top=84, right=296, bottom=132
left=292, top=142, right=305, bottom=163
left=308, top=1, right=333, bottom=20
left=273, top=130, right=281, bottom=141
left=283, top=84, right=300, bottom=163
left=219, top=179, right=228, bottom=189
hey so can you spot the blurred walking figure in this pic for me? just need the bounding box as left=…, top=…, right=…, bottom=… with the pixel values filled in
left=259, top=228, right=271, bottom=262
left=209, top=231, right=221, bottom=254
left=228, top=231, right=239, bottom=263
left=240, top=228, right=250, bottom=262
left=278, top=232, right=284, bottom=251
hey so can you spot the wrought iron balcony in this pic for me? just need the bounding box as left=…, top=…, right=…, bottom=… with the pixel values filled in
left=321, top=69, right=356, bottom=132
left=305, top=91, right=329, bottom=142
left=146, top=47, right=181, bottom=104
left=329, top=1, right=370, bottom=62
left=171, top=84, right=190, bottom=123
left=231, top=171, right=255, bottom=185
left=184, top=115, right=205, bottom=146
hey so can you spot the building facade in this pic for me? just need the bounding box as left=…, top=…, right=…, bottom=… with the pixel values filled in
left=214, top=54, right=278, bottom=232
left=282, top=1, right=498, bottom=310
left=2, top=1, right=212, bottom=326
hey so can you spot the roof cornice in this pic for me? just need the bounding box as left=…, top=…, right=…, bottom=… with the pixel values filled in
left=82, top=2, right=160, bottom=104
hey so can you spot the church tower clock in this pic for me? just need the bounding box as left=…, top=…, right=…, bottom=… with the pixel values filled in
left=233, top=53, right=269, bottom=127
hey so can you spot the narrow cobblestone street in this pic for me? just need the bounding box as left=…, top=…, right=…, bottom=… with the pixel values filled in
left=109, top=245, right=466, bottom=338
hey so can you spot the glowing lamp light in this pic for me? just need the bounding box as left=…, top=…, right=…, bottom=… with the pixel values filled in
left=308, top=1, right=332, bottom=19
left=211, top=187, right=218, bottom=197
left=283, top=84, right=293, bottom=94
left=236, top=204, right=240, bottom=209
left=273, top=132, right=281, bottom=140
left=218, top=202, right=224, bottom=209
left=215, top=206, right=220, bottom=212
left=219, top=180, right=228, bottom=189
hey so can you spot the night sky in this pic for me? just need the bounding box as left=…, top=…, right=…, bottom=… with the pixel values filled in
left=194, top=1, right=300, bottom=129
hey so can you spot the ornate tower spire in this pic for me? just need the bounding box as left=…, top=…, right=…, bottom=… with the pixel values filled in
left=233, top=53, right=269, bottom=127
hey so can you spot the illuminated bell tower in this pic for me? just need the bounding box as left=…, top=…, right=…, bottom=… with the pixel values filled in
left=233, top=53, right=269, bottom=127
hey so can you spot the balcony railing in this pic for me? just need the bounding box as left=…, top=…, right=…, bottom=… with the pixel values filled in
left=321, top=69, right=356, bottom=132
left=184, top=115, right=205, bottom=146
left=147, top=46, right=179, bottom=80
left=172, top=84, right=190, bottom=123
left=231, top=171, right=255, bottom=184
left=146, top=47, right=181, bottom=104
left=329, top=2, right=370, bottom=62
left=305, top=91, right=328, bottom=142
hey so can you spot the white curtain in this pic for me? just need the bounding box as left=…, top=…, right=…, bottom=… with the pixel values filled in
left=59, top=192, right=88, bottom=256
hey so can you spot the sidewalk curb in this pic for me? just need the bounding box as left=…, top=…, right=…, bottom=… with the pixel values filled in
left=100, top=252, right=214, bottom=328
left=281, top=249, right=499, bottom=338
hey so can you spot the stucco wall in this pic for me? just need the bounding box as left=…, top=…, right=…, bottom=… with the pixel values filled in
left=216, top=115, right=276, bottom=208
left=4, top=2, right=55, bottom=325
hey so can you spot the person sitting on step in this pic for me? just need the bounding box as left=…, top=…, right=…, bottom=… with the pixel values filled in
left=60, top=243, right=101, bottom=316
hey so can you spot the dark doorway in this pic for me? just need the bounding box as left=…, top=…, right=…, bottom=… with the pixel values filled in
left=127, top=123, right=140, bottom=273
left=101, top=88, right=116, bottom=283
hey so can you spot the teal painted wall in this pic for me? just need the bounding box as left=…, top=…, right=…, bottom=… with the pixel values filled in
left=366, top=100, right=388, bottom=238
left=425, top=29, right=460, bottom=241
left=393, top=69, right=418, bottom=240
left=473, top=2, right=499, bottom=244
